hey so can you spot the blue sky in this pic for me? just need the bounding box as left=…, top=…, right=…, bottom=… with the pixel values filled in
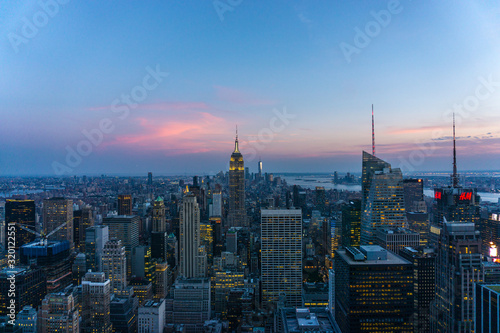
left=1, top=1, right=500, bottom=175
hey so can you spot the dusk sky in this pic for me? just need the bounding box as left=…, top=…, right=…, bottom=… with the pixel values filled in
left=1, top=1, right=500, bottom=176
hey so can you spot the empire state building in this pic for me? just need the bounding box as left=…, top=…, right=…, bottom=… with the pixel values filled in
left=228, top=130, right=247, bottom=228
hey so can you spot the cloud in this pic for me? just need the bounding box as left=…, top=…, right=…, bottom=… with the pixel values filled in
left=87, top=101, right=210, bottom=112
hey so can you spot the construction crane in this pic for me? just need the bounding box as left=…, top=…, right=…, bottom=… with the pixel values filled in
left=16, top=217, right=74, bottom=246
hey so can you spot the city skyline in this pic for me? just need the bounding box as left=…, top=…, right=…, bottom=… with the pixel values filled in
left=2, top=2, right=500, bottom=176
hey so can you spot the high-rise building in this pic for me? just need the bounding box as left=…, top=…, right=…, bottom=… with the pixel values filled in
left=335, top=246, right=413, bottom=333
left=212, top=270, right=245, bottom=319
left=0, top=266, right=46, bottom=317
left=129, top=277, right=153, bottom=306
left=341, top=200, right=361, bottom=247
left=147, top=172, right=153, bottom=186
left=432, top=187, right=480, bottom=227
left=103, top=215, right=140, bottom=278
left=153, top=261, right=169, bottom=299
left=314, top=187, right=327, bottom=215
left=179, top=194, right=206, bottom=278
left=17, top=305, right=37, bottom=333
left=73, top=207, right=93, bottom=252
left=43, top=198, right=73, bottom=249
left=81, top=271, right=113, bottom=333
left=481, top=213, right=500, bottom=258
left=361, top=151, right=391, bottom=212
left=403, top=178, right=425, bottom=212
left=261, top=209, right=302, bottom=307
left=138, top=300, right=165, bottom=333
left=430, top=222, right=500, bottom=332
left=152, top=197, right=165, bottom=232
left=209, top=192, right=222, bottom=218
left=20, top=240, right=72, bottom=293
left=117, top=195, right=132, bottom=216
left=132, top=245, right=155, bottom=283
left=85, top=225, right=109, bottom=272
left=258, top=160, right=263, bottom=179
left=165, top=277, right=211, bottom=332
left=102, top=239, right=128, bottom=295
left=475, top=284, right=500, bottom=333
left=200, top=221, right=214, bottom=261
left=407, top=211, right=430, bottom=246
left=38, top=292, right=79, bottom=333
left=151, top=231, right=167, bottom=262
left=228, top=131, right=246, bottom=228
left=72, top=253, right=86, bottom=285
left=360, top=161, right=406, bottom=245
left=276, top=308, right=339, bottom=333
left=110, top=295, right=137, bottom=333
left=400, top=247, right=436, bottom=333
left=375, top=227, right=420, bottom=254
left=5, top=200, right=36, bottom=250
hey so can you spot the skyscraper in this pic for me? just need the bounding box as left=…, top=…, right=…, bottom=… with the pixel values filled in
left=403, top=178, right=425, bottom=212
left=152, top=196, right=165, bottom=232
left=73, top=206, right=93, bottom=252
left=5, top=199, right=36, bottom=250
left=341, top=200, right=361, bottom=247
left=360, top=164, right=406, bottom=245
left=430, top=222, right=500, bottom=332
left=103, top=215, right=140, bottom=278
left=43, top=197, right=73, bottom=249
left=261, top=208, right=302, bottom=307
left=81, top=271, right=112, bottom=333
left=228, top=131, right=246, bottom=228
left=85, top=225, right=109, bottom=272
left=138, top=300, right=165, bottom=333
left=179, top=194, right=206, bottom=278
left=117, top=195, right=132, bottom=216
left=102, top=239, right=128, bottom=295
left=335, top=246, right=413, bottom=333
left=475, top=284, right=500, bottom=333
left=361, top=151, right=390, bottom=212
left=38, top=292, right=79, bottom=333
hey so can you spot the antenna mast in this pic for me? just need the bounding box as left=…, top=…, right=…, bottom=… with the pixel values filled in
left=452, top=113, right=458, bottom=187
left=372, top=104, right=375, bottom=156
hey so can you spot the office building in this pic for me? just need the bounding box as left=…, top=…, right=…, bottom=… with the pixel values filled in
left=400, top=247, right=436, bottom=333
left=132, top=245, right=155, bottom=282
left=209, top=191, right=222, bottom=218
left=152, top=197, right=166, bottom=232
left=276, top=308, right=340, bottom=333
left=17, top=306, right=37, bottom=333
left=430, top=222, right=500, bottom=332
left=117, top=195, right=132, bottom=216
left=480, top=213, right=500, bottom=258
left=85, top=225, right=109, bottom=272
left=38, top=292, right=79, bottom=333
left=5, top=200, right=36, bottom=250
left=81, top=271, right=113, bottom=333
left=360, top=164, right=406, bottom=245
left=361, top=151, right=391, bottom=212
left=129, top=277, right=153, bottom=306
left=72, top=253, right=86, bottom=285
left=335, top=245, right=413, bottom=333
left=165, top=277, right=211, bottom=332
left=432, top=187, right=480, bottom=227
left=151, top=231, right=167, bottom=262
left=200, top=221, right=214, bottom=261
left=212, top=270, right=245, bottom=319
left=0, top=266, right=46, bottom=317
left=475, top=284, right=500, bottom=333
left=73, top=207, right=93, bottom=252
left=407, top=211, right=430, bottom=246
left=403, top=178, right=425, bottom=212
left=153, top=261, right=169, bottom=299
left=110, top=295, right=137, bottom=333
left=228, top=131, right=247, bottom=228
left=43, top=198, right=73, bottom=249
left=147, top=172, right=153, bottom=186
left=261, top=209, right=302, bottom=307
left=341, top=200, right=361, bottom=248
left=179, top=194, right=206, bottom=278
left=102, top=239, right=128, bottom=295
left=20, top=240, right=72, bottom=293
left=375, top=227, right=420, bottom=254
left=103, top=215, right=140, bottom=278
left=138, top=300, right=165, bottom=333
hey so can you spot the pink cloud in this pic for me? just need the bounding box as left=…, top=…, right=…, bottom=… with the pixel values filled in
left=87, top=101, right=210, bottom=112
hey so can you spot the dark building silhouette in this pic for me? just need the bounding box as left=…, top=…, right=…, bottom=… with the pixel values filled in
left=5, top=199, right=36, bottom=250
left=341, top=200, right=361, bottom=247
left=117, top=195, right=132, bottom=216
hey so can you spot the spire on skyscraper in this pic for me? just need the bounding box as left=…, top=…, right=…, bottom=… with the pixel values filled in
left=234, top=125, right=240, bottom=153
left=452, top=113, right=459, bottom=187
left=372, top=104, right=376, bottom=156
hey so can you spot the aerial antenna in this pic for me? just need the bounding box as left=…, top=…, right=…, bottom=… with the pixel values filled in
left=372, top=104, right=375, bottom=156
left=452, top=113, right=459, bottom=187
